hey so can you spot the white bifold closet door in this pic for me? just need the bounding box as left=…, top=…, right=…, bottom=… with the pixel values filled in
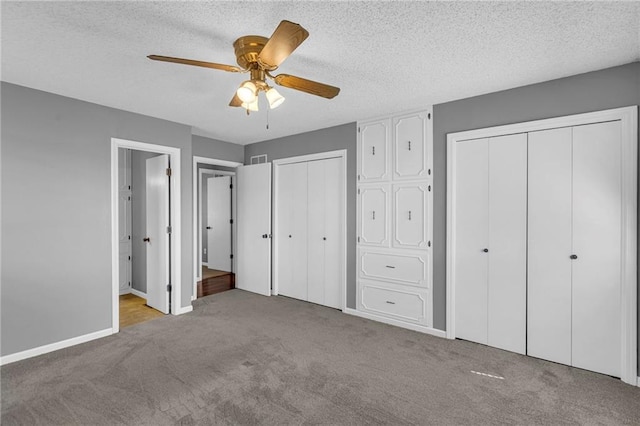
left=454, top=134, right=527, bottom=354
left=276, top=162, right=308, bottom=301
left=308, top=158, right=343, bottom=309
left=528, top=122, right=622, bottom=377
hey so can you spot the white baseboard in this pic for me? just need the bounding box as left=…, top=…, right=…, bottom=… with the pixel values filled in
left=0, top=328, right=113, bottom=366
left=173, top=304, right=193, bottom=315
left=119, top=288, right=130, bottom=296
left=343, top=308, right=447, bottom=339
left=637, top=377, right=640, bottom=387
left=130, top=288, right=147, bottom=299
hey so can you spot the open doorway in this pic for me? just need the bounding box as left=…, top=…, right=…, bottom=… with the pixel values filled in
left=111, top=138, right=183, bottom=333
left=192, top=156, right=242, bottom=300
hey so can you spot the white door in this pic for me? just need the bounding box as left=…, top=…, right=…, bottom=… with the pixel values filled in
left=236, top=163, right=272, bottom=296
left=571, top=121, right=622, bottom=377
left=454, top=138, right=489, bottom=344
left=393, top=112, right=428, bottom=179
left=207, top=176, right=232, bottom=272
left=358, top=184, right=390, bottom=247
left=145, top=154, right=170, bottom=314
left=527, top=128, right=573, bottom=365
left=307, top=157, right=343, bottom=309
left=487, top=133, right=527, bottom=354
left=276, top=162, right=308, bottom=301
left=392, top=183, right=429, bottom=249
left=118, top=148, right=132, bottom=295
left=358, top=120, right=390, bottom=181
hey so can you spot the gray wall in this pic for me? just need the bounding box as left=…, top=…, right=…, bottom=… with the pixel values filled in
left=432, top=62, right=640, bottom=366
left=244, top=123, right=358, bottom=307
left=1, top=82, right=194, bottom=356
left=130, top=150, right=161, bottom=293
left=193, top=134, right=244, bottom=164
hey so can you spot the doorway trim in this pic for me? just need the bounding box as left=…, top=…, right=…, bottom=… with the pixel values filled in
left=111, top=138, right=183, bottom=333
left=199, top=169, right=235, bottom=270
left=445, top=106, right=637, bottom=385
left=272, top=149, right=348, bottom=310
left=192, top=156, right=242, bottom=300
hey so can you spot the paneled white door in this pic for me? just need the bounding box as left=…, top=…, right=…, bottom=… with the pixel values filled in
left=236, top=163, right=272, bottom=296
left=454, top=138, right=489, bottom=344
left=393, top=112, right=428, bottom=179
left=571, top=121, right=622, bottom=377
left=358, top=184, right=390, bottom=247
left=206, top=176, right=232, bottom=272
left=527, top=128, right=573, bottom=365
left=276, top=162, right=308, bottom=301
left=145, top=154, right=170, bottom=314
left=487, top=133, right=527, bottom=354
left=392, top=183, right=429, bottom=249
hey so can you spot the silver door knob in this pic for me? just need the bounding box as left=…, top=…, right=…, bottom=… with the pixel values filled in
left=570, top=254, right=578, bottom=260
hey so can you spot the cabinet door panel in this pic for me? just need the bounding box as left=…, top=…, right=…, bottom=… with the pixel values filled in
left=393, top=112, right=428, bottom=179
left=276, top=162, right=308, bottom=301
left=487, top=134, right=527, bottom=355
left=454, top=139, right=489, bottom=345
left=527, top=128, right=572, bottom=366
left=359, top=185, right=390, bottom=247
left=572, top=121, right=622, bottom=377
left=393, top=183, right=429, bottom=249
left=359, top=120, right=390, bottom=181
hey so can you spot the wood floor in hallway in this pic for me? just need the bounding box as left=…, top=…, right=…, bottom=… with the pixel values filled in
left=119, top=293, right=165, bottom=328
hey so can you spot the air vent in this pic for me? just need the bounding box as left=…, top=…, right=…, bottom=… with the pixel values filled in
left=250, top=154, right=267, bottom=165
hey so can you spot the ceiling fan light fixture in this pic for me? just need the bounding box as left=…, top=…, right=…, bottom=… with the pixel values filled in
left=266, top=87, right=285, bottom=109
left=237, top=80, right=257, bottom=103
left=242, top=98, right=259, bottom=112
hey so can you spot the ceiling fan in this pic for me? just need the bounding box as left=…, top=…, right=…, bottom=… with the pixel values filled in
left=148, top=20, right=340, bottom=113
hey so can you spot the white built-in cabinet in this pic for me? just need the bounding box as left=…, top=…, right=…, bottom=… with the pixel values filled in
left=357, top=109, right=434, bottom=329
left=275, top=156, right=344, bottom=309
left=449, top=107, right=638, bottom=383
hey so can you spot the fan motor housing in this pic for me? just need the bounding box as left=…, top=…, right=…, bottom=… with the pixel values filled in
left=233, top=35, right=272, bottom=70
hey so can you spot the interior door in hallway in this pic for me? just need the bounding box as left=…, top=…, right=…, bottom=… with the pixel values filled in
left=207, top=175, right=232, bottom=272
left=145, top=154, right=170, bottom=314
left=236, top=163, right=272, bottom=296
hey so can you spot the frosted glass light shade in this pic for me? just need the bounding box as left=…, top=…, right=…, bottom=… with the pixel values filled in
left=237, top=81, right=257, bottom=103
left=242, top=98, right=259, bottom=111
left=266, top=87, right=285, bottom=109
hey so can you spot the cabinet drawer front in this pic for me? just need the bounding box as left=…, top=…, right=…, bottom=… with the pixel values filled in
left=360, top=251, right=427, bottom=286
left=359, top=283, right=427, bottom=323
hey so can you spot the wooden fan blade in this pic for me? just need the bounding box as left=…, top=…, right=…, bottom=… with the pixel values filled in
left=229, top=93, right=243, bottom=107
left=273, top=74, right=340, bottom=99
left=258, top=20, right=309, bottom=69
left=147, top=55, right=242, bottom=73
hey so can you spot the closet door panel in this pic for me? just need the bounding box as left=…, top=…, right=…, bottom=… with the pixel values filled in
left=454, top=139, right=489, bottom=345
left=307, top=160, right=325, bottom=305
left=572, top=121, right=622, bottom=377
left=277, top=162, right=308, bottom=301
left=322, top=157, right=343, bottom=309
left=487, top=134, right=527, bottom=355
left=527, top=128, right=572, bottom=365
left=359, top=120, right=390, bottom=181
left=359, top=185, right=390, bottom=247
left=393, top=112, right=428, bottom=179
left=392, top=183, right=429, bottom=249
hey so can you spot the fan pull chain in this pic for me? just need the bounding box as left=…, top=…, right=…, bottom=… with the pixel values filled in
left=266, top=107, right=270, bottom=130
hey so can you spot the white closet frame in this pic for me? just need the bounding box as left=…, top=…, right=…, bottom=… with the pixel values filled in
left=272, top=149, right=348, bottom=310
left=446, top=106, right=638, bottom=386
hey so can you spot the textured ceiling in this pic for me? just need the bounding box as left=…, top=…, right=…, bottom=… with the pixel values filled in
left=2, top=1, right=639, bottom=145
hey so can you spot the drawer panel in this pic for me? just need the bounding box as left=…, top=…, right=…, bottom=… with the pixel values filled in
left=358, top=282, right=428, bottom=323
left=359, top=250, right=428, bottom=286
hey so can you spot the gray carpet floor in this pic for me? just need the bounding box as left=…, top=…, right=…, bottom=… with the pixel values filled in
left=2, top=289, right=639, bottom=425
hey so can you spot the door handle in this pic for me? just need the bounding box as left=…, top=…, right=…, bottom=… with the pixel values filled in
left=262, top=234, right=268, bottom=239
left=570, top=254, right=578, bottom=260
left=206, top=226, right=212, bottom=230
left=143, top=237, right=150, bottom=243
left=482, top=248, right=488, bottom=253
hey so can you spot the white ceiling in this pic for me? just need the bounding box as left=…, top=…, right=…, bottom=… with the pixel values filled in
left=2, top=1, right=639, bottom=145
